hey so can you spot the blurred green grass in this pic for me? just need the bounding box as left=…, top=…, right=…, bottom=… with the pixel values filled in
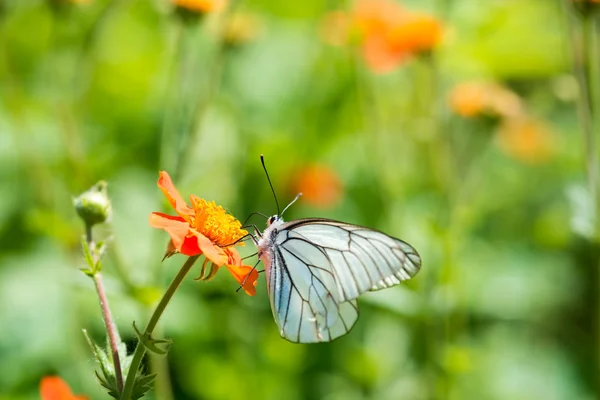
left=0, top=0, right=597, bottom=399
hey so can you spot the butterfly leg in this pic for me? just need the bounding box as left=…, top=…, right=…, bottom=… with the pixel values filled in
left=235, top=259, right=262, bottom=293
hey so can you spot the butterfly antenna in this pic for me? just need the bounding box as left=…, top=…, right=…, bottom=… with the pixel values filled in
left=281, top=192, right=303, bottom=217
left=261, top=154, right=280, bottom=215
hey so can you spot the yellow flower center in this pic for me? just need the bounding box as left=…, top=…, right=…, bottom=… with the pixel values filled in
left=190, top=197, right=247, bottom=247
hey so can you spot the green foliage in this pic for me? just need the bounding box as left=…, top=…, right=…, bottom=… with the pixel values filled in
left=83, top=329, right=122, bottom=398
left=83, top=328, right=157, bottom=400
left=0, top=0, right=597, bottom=399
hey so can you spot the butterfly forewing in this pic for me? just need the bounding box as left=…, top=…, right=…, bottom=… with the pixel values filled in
left=279, top=219, right=421, bottom=302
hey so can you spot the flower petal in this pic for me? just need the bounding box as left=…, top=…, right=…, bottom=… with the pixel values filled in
left=149, top=212, right=190, bottom=252
left=40, top=376, right=87, bottom=400
left=188, top=230, right=228, bottom=265
left=157, top=171, right=194, bottom=218
left=225, top=247, right=241, bottom=265
left=225, top=264, right=259, bottom=296
left=180, top=234, right=202, bottom=256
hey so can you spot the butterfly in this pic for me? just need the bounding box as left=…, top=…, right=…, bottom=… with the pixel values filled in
left=247, top=156, right=422, bottom=343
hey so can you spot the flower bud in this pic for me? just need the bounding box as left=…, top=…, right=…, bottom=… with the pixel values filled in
left=73, top=181, right=111, bottom=227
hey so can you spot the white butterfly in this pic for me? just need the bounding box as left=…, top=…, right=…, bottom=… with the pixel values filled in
left=251, top=157, right=422, bottom=343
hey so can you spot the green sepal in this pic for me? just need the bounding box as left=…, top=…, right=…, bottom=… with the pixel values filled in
left=132, top=321, right=171, bottom=355
left=194, top=259, right=219, bottom=281
left=80, top=236, right=106, bottom=276
left=80, top=237, right=95, bottom=277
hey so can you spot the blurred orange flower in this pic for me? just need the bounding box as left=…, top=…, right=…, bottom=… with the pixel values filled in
left=294, top=164, right=344, bottom=209
left=322, top=0, right=443, bottom=73
left=149, top=171, right=258, bottom=295
left=172, top=0, right=227, bottom=14
left=40, top=377, right=87, bottom=400
left=496, top=117, right=555, bottom=164
left=448, top=81, right=523, bottom=119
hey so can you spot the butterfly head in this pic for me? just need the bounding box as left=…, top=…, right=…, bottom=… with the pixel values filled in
left=267, top=215, right=282, bottom=227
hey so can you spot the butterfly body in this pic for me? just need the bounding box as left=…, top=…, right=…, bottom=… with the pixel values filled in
left=256, top=215, right=422, bottom=343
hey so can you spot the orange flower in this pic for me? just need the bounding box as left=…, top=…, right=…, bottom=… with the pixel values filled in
left=387, top=13, right=443, bottom=54
left=496, top=117, right=555, bottom=164
left=448, top=81, right=523, bottom=119
left=172, top=0, right=227, bottom=14
left=40, top=377, right=87, bottom=400
left=323, top=0, right=443, bottom=73
left=149, top=171, right=258, bottom=296
left=353, top=0, right=405, bottom=35
left=294, top=164, right=343, bottom=209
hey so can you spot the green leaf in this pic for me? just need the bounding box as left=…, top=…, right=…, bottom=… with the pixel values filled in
left=118, top=340, right=132, bottom=376
left=83, top=329, right=121, bottom=399
left=131, top=373, right=157, bottom=400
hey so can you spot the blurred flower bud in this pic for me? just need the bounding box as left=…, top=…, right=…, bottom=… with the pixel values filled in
left=172, top=0, right=227, bottom=22
left=496, top=117, right=555, bottom=164
left=73, top=181, right=111, bottom=227
left=221, top=12, right=262, bottom=48
left=448, top=81, right=522, bottom=119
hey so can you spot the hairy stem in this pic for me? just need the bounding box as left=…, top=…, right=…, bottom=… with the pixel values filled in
left=86, top=223, right=124, bottom=393
left=120, top=255, right=200, bottom=400
left=93, top=272, right=124, bottom=393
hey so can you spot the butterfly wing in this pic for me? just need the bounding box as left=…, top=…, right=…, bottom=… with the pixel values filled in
left=281, top=219, right=421, bottom=302
left=264, top=218, right=420, bottom=343
left=267, top=238, right=358, bottom=342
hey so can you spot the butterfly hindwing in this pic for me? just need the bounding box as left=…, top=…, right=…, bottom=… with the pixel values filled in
left=268, top=237, right=357, bottom=342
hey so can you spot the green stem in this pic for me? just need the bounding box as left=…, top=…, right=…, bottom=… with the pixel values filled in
left=158, top=20, right=186, bottom=175
left=566, top=2, right=599, bottom=234
left=564, top=2, right=600, bottom=392
left=581, top=13, right=599, bottom=234
left=171, top=6, right=237, bottom=182
left=120, top=255, right=200, bottom=400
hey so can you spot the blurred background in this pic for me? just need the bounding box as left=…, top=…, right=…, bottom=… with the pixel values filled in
left=1, top=0, right=598, bottom=399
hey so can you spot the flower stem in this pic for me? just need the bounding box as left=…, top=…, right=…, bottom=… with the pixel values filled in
left=565, top=2, right=599, bottom=234
left=580, top=13, right=599, bottom=233
left=86, top=223, right=124, bottom=393
left=120, top=255, right=200, bottom=400
left=93, top=272, right=124, bottom=393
